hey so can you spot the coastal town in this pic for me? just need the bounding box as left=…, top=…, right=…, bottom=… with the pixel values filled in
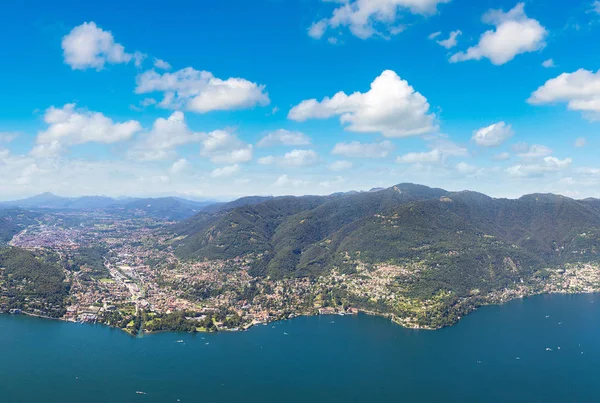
left=3, top=209, right=600, bottom=334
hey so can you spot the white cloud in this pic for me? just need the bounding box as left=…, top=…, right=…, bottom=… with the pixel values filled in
left=593, top=1, right=600, bottom=14
left=396, top=149, right=443, bottom=164
left=331, top=140, right=394, bottom=158
left=528, top=68, right=600, bottom=118
left=62, top=22, right=144, bottom=70
left=258, top=156, right=276, bottom=165
left=329, top=160, right=353, bottom=171
left=516, top=144, right=552, bottom=159
left=289, top=70, right=437, bottom=137
left=450, top=3, right=547, bottom=65
left=129, top=111, right=202, bottom=161
left=135, top=67, right=270, bottom=113
left=428, top=31, right=442, bottom=39
left=575, top=137, right=587, bottom=148
left=211, top=164, right=240, bottom=178
left=274, top=174, right=309, bottom=188
left=542, top=59, right=555, bottom=68
left=141, top=98, right=157, bottom=107
left=396, top=137, right=467, bottom=164
left=455, top=161, right=481, bottom=175
left=436, top=30, right=462, bottom=49
left=311, top=0, right=450, bottom=40
left=259, top=149, right=319, bottom=168
left=506, top=156, right=572, bottom=177
left=32, top=104, right=142, bottom=157
left=308, top=19, right=328, bottom=39
left=493, top=152, right=511, bottom=161
left=472, top=121, right=513, bottom=147
left=0, top=132, right=18, bottom=143
left=169, top=158, right=189, bottom=175
left=154, top=58, right=172, bottom=70
left=257, top=129, right=312, bottom=147
left=282, top=149, right=319, bottom=167
left=200, top=130, right=253, bottom=164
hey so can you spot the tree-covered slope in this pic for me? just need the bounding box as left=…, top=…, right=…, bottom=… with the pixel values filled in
left=172, top=184, right=600, bottom=286
left=0, top=247, right=68, bottom=317
left=172, top=195, right=331, bottom=261
left=172, top=184, right=448, bottom=274
left=0, top=209, right=39, bottom=244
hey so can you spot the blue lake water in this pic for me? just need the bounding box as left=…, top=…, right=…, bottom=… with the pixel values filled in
left=1, top=293, right=599, bottom=402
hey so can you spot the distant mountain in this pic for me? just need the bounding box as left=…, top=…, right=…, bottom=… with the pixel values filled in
left=120, top=197, right=214, bottom=220
left=171, top=183, right=600, bottom=288
left=0, top=193, right=216, bottom=220
left=0, top=193, right=121, bottom=210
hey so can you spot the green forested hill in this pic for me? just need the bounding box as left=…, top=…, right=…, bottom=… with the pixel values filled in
left=0, top=209, right=39, bottom=244
left=0, top=218, right=18, bottom=244
left=172, top=184, right=600, bottom=288
left=0, top=247, right=68, bottom=317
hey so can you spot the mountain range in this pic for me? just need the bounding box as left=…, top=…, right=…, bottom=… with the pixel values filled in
left=0, top=193, right=217, bottom=220
left=171, top=183, right=600, bottom=298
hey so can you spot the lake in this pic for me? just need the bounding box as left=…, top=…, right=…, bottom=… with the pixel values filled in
left=1, top=293, right=599, bottom=402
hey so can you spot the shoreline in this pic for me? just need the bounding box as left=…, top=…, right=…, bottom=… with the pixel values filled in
left=4, top=289, right=600, bottom=336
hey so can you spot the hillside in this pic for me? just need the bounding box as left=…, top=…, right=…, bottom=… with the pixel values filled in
left=172, top=183, right=600, bottom=285
left=0, top=247, right=68, bottom=317
left=0, top=209, right=40, bottom=244
left=0, top=194, right=214, bottom=220
left=0, top=218, right=18, bottom=244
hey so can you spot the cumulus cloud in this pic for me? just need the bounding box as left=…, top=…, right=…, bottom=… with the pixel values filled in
left=542, top=59, right=555, bottom=68
left=506, top=156, right=572, bottom=177
left=135, top=67, right=270, bottom=113
left=274, top=174, right=309, bottom=188
left=396, top=149, right=444, bottom=164
left=289, top=70, right=437, bottom=137
left=310, top=0, right=450, bottom=40
left=259, top=149, right=319, bottom=168
left=436, top=30, right=462, bottom=49
left=472, top=121, right=513, bottom=147
left=308, top=19, right=328, bottom=39
left=450, top=3, right=547, bottom=65
left=200, top=130, right=253, bottom=164
left=396, top=138, right=468, bottom=164
left=331, top=140, right=394, bottom=158
left=32, top=104, right=142, bottom=157
left=169, top=158, right=189, bottom=175
left=515, top=144, right=552, bottom=159
left=153, top=58, right=172, bottom=70
left=257, top=129, right=311, bottom=147
left=528, top=68, right=600, bottom=118
left=493, top=152, right=511, bottom=161
left=129, top=111, right=202, bottom=161
left=211, top=164, right=240, bottom=178
left=62, top=22, right=145, bottom=70
left=455, top=161, right=481, bottom=175
left=329, top=160, right=353, bottom=171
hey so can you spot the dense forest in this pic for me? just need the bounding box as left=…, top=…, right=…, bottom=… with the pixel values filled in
left=172, top=184, right=600, bottom=305
left=0, top=247, right=68, bottom=317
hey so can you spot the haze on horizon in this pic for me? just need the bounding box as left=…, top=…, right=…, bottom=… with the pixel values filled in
left=2, top=0, right=600, bottom=200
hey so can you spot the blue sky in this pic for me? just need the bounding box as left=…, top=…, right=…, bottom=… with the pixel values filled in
left=1, top=0, right=600, bottom=200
